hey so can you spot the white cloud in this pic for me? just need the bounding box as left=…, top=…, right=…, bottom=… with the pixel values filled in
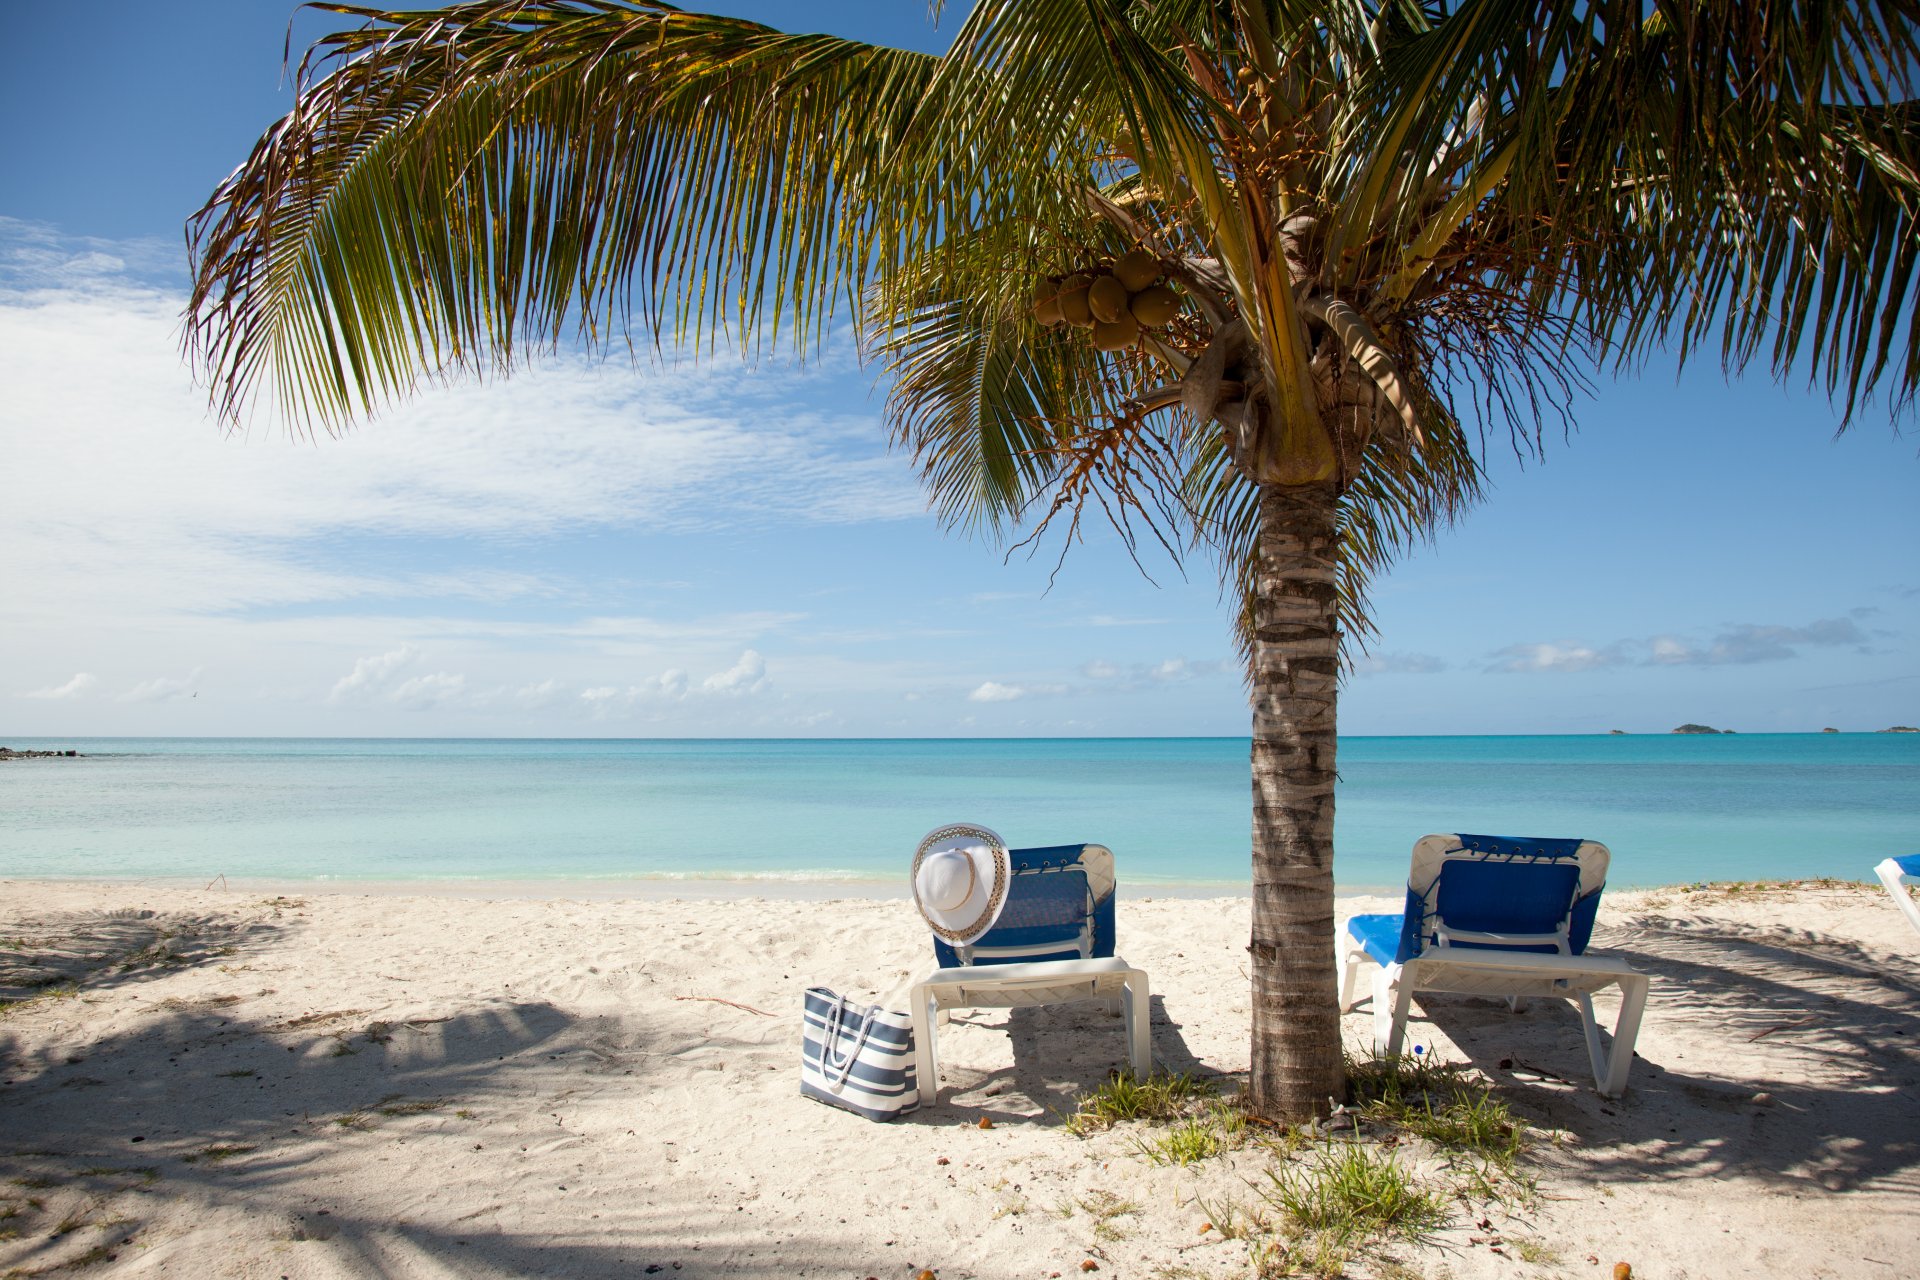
left=1491, top=615, right=1875, bottom=674
left=1645, top=618, right=1871, bottom=666
left=702, top=650, right=768, bottom=696
left=0, top=231, right=922, bottom=638
left=23, top=672, right=97, bottom=699
left=119, top=668, right=204, bottom=702
left=388, top=671, right=466, bottom=711
left=968, top=680, right=1067, bottom=703
left=512, top=679, right=564, bottom=709
left=1082, top=660, right=1121, bottom=679
left=1485, top=642, right=1622, bottom=674
left=1352, top=651, right=1447, bottom=677
left=328, top=647, right=466, bottom=710
left=330, top=646, right=420, bottom=702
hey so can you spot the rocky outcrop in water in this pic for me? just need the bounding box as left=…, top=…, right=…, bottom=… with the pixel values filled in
left=0, top=747, right=82, bottom=759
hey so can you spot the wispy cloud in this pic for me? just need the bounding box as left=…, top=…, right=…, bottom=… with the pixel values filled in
left=1078, top=656, right=1230, bottom=686
left=968, top=680, right=1068, bottom=703
left=701, top=649, right=769, bottom=696
left=119, top=668, right=204, bottom=703
left=1645, top=618, right=1871, bottom=665
left=0, top=226, right=922, bottom=636
left=1351, top=651, right=1447, bottom=677
left=1488, top=614, right=1875, bottom=674
left=1485, top=642, right=1624, bottom=674
left=23, top=672, right=98, bottom=700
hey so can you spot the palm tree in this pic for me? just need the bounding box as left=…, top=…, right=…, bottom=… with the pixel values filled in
left=186, top=0, right=1918, bottom=1122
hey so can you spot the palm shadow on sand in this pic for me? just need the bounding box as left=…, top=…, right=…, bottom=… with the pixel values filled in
left=1381, top=914, right=1920, bottom=1197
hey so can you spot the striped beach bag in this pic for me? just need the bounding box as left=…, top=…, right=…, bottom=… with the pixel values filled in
left=800, top=986, right=920, bottom=1121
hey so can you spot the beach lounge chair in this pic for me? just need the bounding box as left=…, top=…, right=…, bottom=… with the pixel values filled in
left=909, top=834, right=1150, bottom=1102
left=1339, top=833, right=1650, bottom=1097
left=1873, top=856, right=1920, bottom=938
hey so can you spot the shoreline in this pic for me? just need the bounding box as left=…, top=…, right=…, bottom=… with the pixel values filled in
left=0, top=871, right=1879, bottom=902
left=0, top=873, right=1287, bottom=901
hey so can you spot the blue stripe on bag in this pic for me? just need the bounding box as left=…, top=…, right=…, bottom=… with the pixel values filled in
left=800, top=986, right=919, bottom=1122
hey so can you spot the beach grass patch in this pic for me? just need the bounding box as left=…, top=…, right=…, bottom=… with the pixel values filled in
left=181, top=1144, right=255, bottom=1165
left=1136, top=1099, right=1250, bottom=1166
left=217, top=1069, right=256, bottom=1079
left=8, top=1176, right=60, bottom=1191
left=332, top=1112, right=374, bottom=1131
left=454, top=1109, right=477, bottom=1120
left=1682, top=877, right=1858, bottom=900
left=1074, top=1190, right=1139, bottom=1242
left=1258, top=1137, right=1447, bottom=1247
left=1064, top=1070, right=1213, bottom=1134
left=1512, top=1236, right=1560, bottom=1265
left=1347, top=1052, right=1526, bottom=1168
left=374, top=1095, right=445, bottom=1118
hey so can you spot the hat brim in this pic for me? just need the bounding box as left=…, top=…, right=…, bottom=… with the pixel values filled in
left=912, top=823, right=1011, bottom=945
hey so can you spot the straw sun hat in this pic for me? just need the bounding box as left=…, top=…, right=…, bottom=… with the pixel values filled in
left=912, top=822, right=1011, bottom=946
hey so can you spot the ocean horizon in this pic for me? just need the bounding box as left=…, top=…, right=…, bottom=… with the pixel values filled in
left=4, top=733, right=1915, bottom=892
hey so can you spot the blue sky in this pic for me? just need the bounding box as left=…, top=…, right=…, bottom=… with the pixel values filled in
left=1, top=1, right=1914, bottom=739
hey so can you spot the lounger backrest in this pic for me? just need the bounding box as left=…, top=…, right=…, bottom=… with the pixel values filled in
left=934, top=843, right=1117, bottom=968
left=1391, top=833, right=1611, bottom=964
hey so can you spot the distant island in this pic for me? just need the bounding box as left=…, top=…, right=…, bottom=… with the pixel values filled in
left=1672, top=724, right=1724, bottom=734
left=1608, top=729, right=1627, bottom=735
left=1883, top=725, right=1919, bottom=734
left=1823, top=727, right=1839, bottom=733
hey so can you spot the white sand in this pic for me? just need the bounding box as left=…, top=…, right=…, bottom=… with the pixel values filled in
left=2, top=879, right=1915, bottom=1279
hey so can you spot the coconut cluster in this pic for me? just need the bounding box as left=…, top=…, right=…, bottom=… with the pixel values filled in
left=1032, top=249, right=1182, bottom=351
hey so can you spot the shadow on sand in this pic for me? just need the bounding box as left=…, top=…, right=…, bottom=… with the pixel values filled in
left=0, top=906, right=932, bottom=1278
left=1388, top=913, right=1920, bottom=1197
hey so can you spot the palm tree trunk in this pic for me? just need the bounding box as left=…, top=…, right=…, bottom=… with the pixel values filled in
left=1246, top=479, right=1345, bottom=1123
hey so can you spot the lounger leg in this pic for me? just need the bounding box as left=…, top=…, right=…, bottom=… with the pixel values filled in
left=1576, top=993, right=1607, bottom=1088
left=1373, top=964, right=1414, bottom=1057
left=1597, top=975, right=1650, bottom=1098
left=1338, top=948, right=1363, bottom=1013
left=910, top=983, right=939, bottom=1104
left=1123, top=969, right=1151, bottom=1078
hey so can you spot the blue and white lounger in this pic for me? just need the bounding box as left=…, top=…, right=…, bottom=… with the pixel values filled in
left=1874, top=856, right=1920, bottom=939
left=910, top=843, right=1150, bottom=1100
left=1340, top=833, right=1651, bottom=1097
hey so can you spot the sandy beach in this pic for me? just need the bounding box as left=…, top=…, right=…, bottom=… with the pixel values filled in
left=2, top=878, right=1915, bottom=1279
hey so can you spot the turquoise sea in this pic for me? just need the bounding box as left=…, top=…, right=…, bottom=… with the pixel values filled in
left=1, top=735, right=1914, bottom=891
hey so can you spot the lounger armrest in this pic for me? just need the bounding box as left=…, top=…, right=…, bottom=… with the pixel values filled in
left=916, top=956, right=1140, bottom=988
left=1411, top=949, right=1640, bottom=977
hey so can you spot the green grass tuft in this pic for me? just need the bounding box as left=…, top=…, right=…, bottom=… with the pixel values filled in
left=1347, top=1052, right=1526, bottom=1167
left=1064, top=1070, right=1214, bottom=1135
left=1259, top=1137, right=1448, bottom=1246
left=181, top=1144, right=256, bottom=1165
left=1135, top=1098, right=1249, bottom=1166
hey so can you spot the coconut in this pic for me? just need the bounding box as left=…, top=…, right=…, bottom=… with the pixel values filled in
left=1033, top=281, right=1064, bottom=326
left=1058, top=274, right=1094, bottom=327
left=1113, top=249, right=1159, bottom=292
left=1087, top=274, right=1130, bottom=324
left=1128, top=284, right=1180, bottom=328
left=1091, top=310, right=1141, bottom=351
